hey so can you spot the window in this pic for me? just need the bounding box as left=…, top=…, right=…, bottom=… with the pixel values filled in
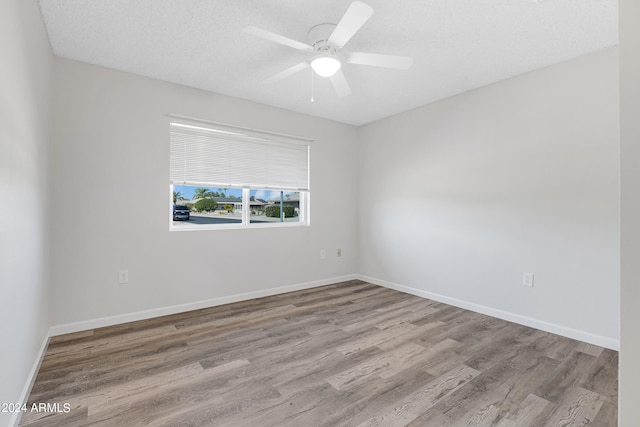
left=169, top=118, right=310, bottom=230
left=249, top=190, right=302, bottom=224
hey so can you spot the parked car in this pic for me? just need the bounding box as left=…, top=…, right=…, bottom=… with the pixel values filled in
left=173, top=205, right=190, bottom=221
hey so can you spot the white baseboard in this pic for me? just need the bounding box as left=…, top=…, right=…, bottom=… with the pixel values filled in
left=10, top=333, right=50, bottom=427
left=49, top=274, right=358, bottom=336
left=358, top=274, right=619, bottom=351
left=44, top=270, right=618, bottom=355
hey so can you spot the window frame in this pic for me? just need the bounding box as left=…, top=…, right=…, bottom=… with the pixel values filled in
left=168, top=116, right=311, bottom=231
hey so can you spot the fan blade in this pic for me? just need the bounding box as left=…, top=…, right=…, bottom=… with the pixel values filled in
left=329, top=69, right=352, bottom=97
left=347, top=52, right=413, bottom=70
left=244, top=26, right=314, bottom=52
left=327, top=1, right=374, bottom=48
left=264, top=62, right=309, bottom=84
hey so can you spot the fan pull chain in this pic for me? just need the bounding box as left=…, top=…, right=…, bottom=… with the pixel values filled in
left=311, top=69, right=315, bottom=103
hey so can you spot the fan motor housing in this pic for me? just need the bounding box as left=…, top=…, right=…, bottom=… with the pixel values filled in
left=308, top=23, right=338, bottom=54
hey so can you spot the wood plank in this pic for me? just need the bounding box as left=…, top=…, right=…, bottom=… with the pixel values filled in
left=336, top=323, right=417, bottom=356
left=326, top=342, right=426, bottom=390
left=356, top=364, right=480, bottom=427
left=579, top=348, right=618, bottom=404
left=540, top=386, right=605, bottom=426
left=312, top=366, right=437, bottom=427
left=495, top=393, right=552, bottom=427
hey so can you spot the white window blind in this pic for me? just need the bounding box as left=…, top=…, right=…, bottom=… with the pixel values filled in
left=170, top=121, right=310, bottom=191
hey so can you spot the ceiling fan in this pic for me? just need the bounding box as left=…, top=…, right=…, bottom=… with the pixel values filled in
left=244, top=1, right=413, bottom=97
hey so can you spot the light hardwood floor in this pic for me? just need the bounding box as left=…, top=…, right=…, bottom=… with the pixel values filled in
left=20, top=280, right=617, bottom=426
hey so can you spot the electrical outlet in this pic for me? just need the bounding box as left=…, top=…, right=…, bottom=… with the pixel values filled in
left=337, top=248, right=342, bottom=257
left=522, top=272, right=534, bottom=287
left=320, top=250, right=326, bottom=260
left=119, top=270, right=129, bottom=284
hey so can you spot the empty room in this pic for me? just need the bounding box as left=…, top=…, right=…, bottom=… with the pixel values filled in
left=2, top=0, right=640, bottom=426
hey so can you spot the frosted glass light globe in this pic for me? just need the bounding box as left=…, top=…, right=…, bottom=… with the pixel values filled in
left=311, top=56, right=341, bottom=77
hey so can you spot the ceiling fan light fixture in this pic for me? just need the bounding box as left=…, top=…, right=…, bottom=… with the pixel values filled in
left=311, top=55, right=341, bottom=77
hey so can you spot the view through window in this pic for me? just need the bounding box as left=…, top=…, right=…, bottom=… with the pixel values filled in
left=172, top=185, right=304, bottom=227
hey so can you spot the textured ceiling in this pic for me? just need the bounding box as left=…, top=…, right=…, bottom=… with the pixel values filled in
left=38, top=0, right=618, bottom=126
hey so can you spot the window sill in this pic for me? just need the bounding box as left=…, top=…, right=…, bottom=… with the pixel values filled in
left=170, top=222, right=309, bottom=232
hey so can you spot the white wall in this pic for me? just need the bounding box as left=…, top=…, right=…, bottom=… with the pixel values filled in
left=357, top=48, right=620, bottom=348
left=619, top=0, right=640, bottom=423
left=0, top=0, right=52, bottom=425
left=50, top=59, right=358, bottom=327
